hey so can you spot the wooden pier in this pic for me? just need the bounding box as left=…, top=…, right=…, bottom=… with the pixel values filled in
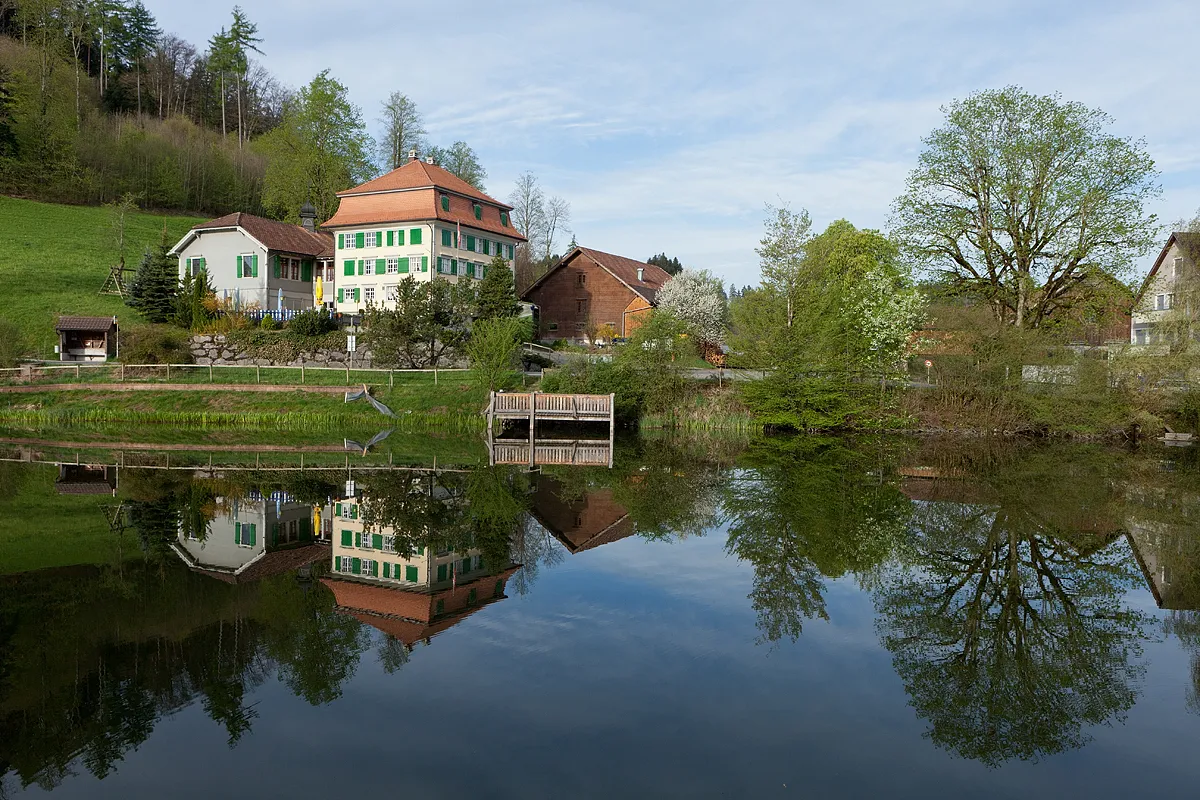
left=486, top=392, right=614, bottom=431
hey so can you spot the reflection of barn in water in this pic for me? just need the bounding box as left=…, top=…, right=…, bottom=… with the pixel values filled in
left=1124, top=484, right=1200, bottom=610
left=529, top=474, right=635, bottom=554
left=55, top=464, right=117, bottom=495
left=171, top=490, right=327, bottom=584
left=321, top=565, right=520, bottom=645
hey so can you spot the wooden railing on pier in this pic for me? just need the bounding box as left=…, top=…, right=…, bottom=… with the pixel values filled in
left=486, top=391, right=615, bottom=429
left=488, top=438, right=613, bottom=467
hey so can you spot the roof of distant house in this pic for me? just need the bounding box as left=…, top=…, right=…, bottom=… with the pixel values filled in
left=55, top=316, right=117, bottom=332
left=1135, top=231, right=1200, bottom=303
left=522, top=246, right=672, bottom=304
left=322, top=159, right=525, bottom=241
left=184, top=212, right=334, bottom=258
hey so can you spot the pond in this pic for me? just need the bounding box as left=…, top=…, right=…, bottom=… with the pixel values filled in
left=1, top=433, right=1200, bottom=797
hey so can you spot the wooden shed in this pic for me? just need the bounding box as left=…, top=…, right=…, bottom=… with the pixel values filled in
left=56, top=316, right=118, bottom=362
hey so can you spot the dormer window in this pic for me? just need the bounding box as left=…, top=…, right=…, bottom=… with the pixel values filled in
left=473, top=203, right=482, bottom=220
left=441, top=195, right=449, bottom=212
left=500, top=211, right=509, bottom=227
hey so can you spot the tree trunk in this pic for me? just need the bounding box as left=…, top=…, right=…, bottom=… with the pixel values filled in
left=220, top=72, right=226, bottom=138
left=235, top=72, right=242, bottom=148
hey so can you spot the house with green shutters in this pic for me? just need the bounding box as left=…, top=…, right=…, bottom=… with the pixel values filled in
left=321, top=152, right=526, bottom=313
left=169, top=205, right=335, bottom=312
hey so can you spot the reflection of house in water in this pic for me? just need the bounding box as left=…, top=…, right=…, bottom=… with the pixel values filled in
left=172, top=490, right=326, bottom=583
left=529, top=474, right=634, bottom=554
left=321, top=565, right=519, bottom=645
left=55, top=464, right=117, bottom=495
left=1124, top=485, right=1200, bottom=610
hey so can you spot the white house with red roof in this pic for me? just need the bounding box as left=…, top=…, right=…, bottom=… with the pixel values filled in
left=321, top=152, right=526, bottom=313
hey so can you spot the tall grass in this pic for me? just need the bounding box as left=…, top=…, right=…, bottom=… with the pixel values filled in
left=0, top=408, right=484, bottom=432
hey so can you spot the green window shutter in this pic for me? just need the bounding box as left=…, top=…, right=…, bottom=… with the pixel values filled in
left=251, top=254, right=258, bottom=278
left=248, top=524, right=256, bottom=546
left=466, top=235, right=475, bottom=251
left=272, top=255, right=280, bottom=279
left=410, top=228, right=422, bottom=245
left=338, top=233, right=345, bottom=249
left=337, top=288, right=344, bottom=303
left=271, top=523, right=279, bottom=546
left=198, top=257, right=206, bottom=271
left=468, top=588, right=477, bottom=605
left=355, top=232, right=365, bottom=249
left=383, top=562, right=391, bottom=578
left=302, top=260, right=313, bottom=281
left=437, top=564, right=447, bottom=582
left=441, top=195, right=449, bottom=211
left=399, top=257, right=409, bottom=273
left=462, top=557, right=471, bottom=573
left=376, top=258, right=385, bottom=275
left=344, top=259, right=355, bottom=276
left=483, top=240, right=490, bottom=255
left=357, top=259, right=364, bottom=275
left=421, top=256, right=428, bottom=272
left=372, top=533, right=383, bottom=549
left=351, top=505, right=358, bottom=520
left=501, top=211, right=509, bottom=227
left=396, top=229, right=404, bottom=246
left=371, top=561, right=379, bottom=577
left=418, top=546, right=425, bottom=556
left=495, top=579, right=503, bottom=595
left=387, top=230, right=394, bottom=246
left=466, top=262, right=473, bottom=278
left=376, top=230, right=383, bottom=247
left=473, top=204, right=482, bottom=220
left=441, top=228, right=452, bottom=246
left=235, top=521, right=242, bottom=544
left=352, top=557, right=361, bottom=575
left=436, top=599, right=445, bottom=614
left=341, top=529, right=352, bottom=546
left=335, top=502, right=342, bottom=516
left=335, top=556, right=342, bottom=571
left=449, top=259, right=457, bottom=276
left=405, top=565, right=418, bottom=582
left=235, top=255, right=243, bottom=277
left=354, top=288, right=360, bottom=302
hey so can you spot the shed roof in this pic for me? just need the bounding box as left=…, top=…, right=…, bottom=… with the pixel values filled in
left=55, top=316, right=117, bottom=332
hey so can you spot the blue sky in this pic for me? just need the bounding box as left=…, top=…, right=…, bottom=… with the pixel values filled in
left=152, top=0, right=1200, bottom=288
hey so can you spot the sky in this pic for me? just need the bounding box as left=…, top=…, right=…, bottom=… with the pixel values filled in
left=150, top=0, right=1200, bottom=289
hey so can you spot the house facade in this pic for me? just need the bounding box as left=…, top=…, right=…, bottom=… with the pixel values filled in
left=1131, top=232, right=1200, bottom=345
left=521, top=247, right=670, bottom=342
left=321, top=154, right=525, bottom=314
left=169, top=207, right=335, bottom=312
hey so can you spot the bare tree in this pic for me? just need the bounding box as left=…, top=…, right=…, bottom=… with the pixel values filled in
left=542, top=194, right=571, bottom=264
left=377, top=91, right=425, bottom=170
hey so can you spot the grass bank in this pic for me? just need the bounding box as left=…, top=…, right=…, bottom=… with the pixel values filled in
left=0, top=196, right=206, bottom=351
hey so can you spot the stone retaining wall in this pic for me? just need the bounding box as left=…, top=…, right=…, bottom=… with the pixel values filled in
left=189, top=334, right=374, bottom=368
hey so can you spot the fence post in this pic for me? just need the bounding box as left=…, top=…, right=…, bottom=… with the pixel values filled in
left=389, top=370, right=393, bottom=388
left=75, top=364, right=80, bottom=382
left=434, top=367, right=438, bottom=385
left=120, top=364, right=125, bottom=383
left=209, top=364, right=213, bottom=383
left=345, top=363, right=349, bottom=385
left=256, top=365, right=261, bottom=384
left=301, top=366, right=305, bottom=384
left=166, top=364, right=171, bottom=381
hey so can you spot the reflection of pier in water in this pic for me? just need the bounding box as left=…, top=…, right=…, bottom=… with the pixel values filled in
left=487, top=433, right=613, bottom=467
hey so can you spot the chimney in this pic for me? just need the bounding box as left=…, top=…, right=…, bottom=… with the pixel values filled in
left=426, top=155, right=435, bottom=165
left=637, top=267, right=645, bottom=282
left=299, top=202, right=317, bottom=233
left=408, top=149, right=418, bottom=163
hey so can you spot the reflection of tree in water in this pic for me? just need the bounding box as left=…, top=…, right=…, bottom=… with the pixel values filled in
left=723, top=438, right=910, bottom=644
left=876, top=473, right=1150, bottom=766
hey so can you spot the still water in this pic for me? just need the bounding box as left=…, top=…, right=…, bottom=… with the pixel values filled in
left=2, top=433, right=1200, bottom=798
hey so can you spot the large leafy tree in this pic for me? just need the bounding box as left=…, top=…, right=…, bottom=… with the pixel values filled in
left=892, top=86, right=1161, bottom=329
left=256, top=69, right=376, bottom=222
left=377, top=91, right=425, bottom=170
left=426, top=140, right=486, bottom=190
left=361, top=276, right=473, bottom=368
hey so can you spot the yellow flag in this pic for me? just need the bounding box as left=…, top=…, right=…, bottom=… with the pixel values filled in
left=314, top=275, right=323, bottom=304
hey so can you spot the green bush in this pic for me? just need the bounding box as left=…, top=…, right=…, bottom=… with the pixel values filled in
left=120, top=324, right=193, bottom=364
left=0, top=319, right=27, bottom=367
left=288, top=308, right=337, bottom=337
left=259, top=314, right=279, bottom=330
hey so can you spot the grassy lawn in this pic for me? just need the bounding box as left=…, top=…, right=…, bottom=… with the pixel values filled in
left=0, top=195, right=206, bottom=353
left=0, top=378, right=490, bottom=430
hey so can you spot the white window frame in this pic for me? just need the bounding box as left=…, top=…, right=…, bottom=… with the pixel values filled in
left=363, top=259, right=374, bottom=276
left=342, top=286, right=356, bottom=303
left=365, top=231, right=377, bottom=248
left=385, top=285, right=399, bottom=302
left=358, top=531, right=372, bottom=550
left=1174, top=256, right=1183, bottom=278
left=325, top=263, right=335, bottom=281
left=241, top=254, right=255, bottom=278
left=364, top=286, right=375, bottom=303
left=382, top=534, right=396, bottom=554
left=386, top=257, right=399, bottom=275
left=344, top=234, right=357, bottom=250
left=290, top=259, right=300, bottom=280
left=339, top=558, right=354, bottom=574
left=362, top=558, right=375, bottom=575
left=1157, top=294, right=1166, bottom=311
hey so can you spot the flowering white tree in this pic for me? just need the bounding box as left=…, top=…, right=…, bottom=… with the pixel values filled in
left=656, top=269, right=730, bottom=346
left=849, top=266, right=925, bottom=375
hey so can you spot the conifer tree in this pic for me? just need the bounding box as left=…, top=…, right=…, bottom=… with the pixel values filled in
left=475, top=256, right=519, bottom=321
left=128, top=226, right=180, bottom=323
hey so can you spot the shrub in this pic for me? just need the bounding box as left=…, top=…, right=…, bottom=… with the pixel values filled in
left=120, top=324, right=193, bottom=364
left=288, top=308, right=337, bottom=337
left=0, top=319, right=27, bottom=367
left=260, top=314, right=279, bottom=331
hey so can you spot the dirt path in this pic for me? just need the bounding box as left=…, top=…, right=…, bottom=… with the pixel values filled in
left=0, top=383, right=352, bottom=394
left=0, top=435, right=351, bottom=452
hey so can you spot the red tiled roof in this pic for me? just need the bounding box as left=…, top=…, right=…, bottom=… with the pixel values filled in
left=339, top=159, right=508, bottom=208
left=192, top=212, right=333, bottom=258
left=55, top=316, right=116, bottom=331
left=523, top=247, right=672, bottom=303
